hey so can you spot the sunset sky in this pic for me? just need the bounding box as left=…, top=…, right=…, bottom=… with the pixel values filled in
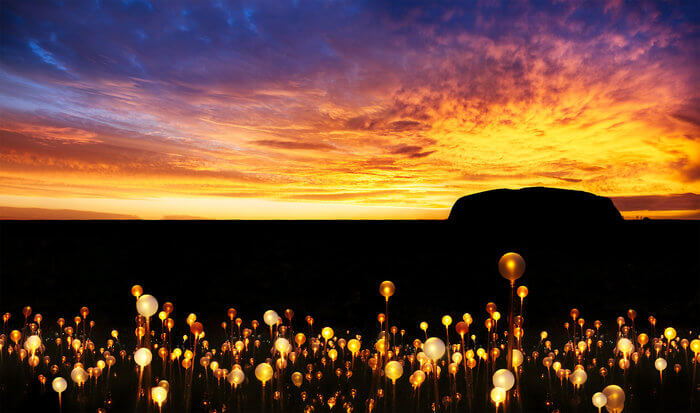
left=1, top=0, right=698, bottom=219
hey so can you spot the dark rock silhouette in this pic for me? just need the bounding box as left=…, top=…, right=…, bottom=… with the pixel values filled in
left=448, top=187, right=623, bottom=228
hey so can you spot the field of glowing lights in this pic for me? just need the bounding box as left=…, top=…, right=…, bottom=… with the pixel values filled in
left=0, top=250, right=698, bottom=413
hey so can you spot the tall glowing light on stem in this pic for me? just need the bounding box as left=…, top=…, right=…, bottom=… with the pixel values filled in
left=227, top=368, right=245, bottom=389
left=592, top=392, right=607, bottom=413
left=424, top=337, right=445, bottom=410
left=131, top=285, right=143, bottom=300
left=321, top=327, right=334, bottom=350
left=498, top=252, right=525, bottom=373
left=151, top=385, right=167, bottom=413
left=516, top=286, right=528, bottom=315
left=655, top=358, right=667, bottom=383
left=442, top=315, right=452, bottom=360
left=410, top=369, right=426, bottom=410
left=255, top=362, right=274, bottom=411
left=420, top=322, right=429, bottom=340
left=385, top=360, right=403, bottom=412
left=264, top=310, right=280, bottom=340
left=379, top=280, right=395, bottom=397
left=491, top=387, right=506, bottom=412
left=663, top=327, right=676, bottom=357
left=379, top=281, right=395, bottom=345
left=24, top=335, right=41, bottom=358
left=348, top=338, right=361, bottom=367
left=186, top=320, right=203, bottom=411
left=136, top=294, right=157, bottom=348
left=617, top=338, right=634, bottom=362
left=134, top=347, right=152, bottom=398
left=134, top=292, right=157, bottom=405
left=52, top=377, right=67, bottom=412
left=456, top=319, right=473, bottom=410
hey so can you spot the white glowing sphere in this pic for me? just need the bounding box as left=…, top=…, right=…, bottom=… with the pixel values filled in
left=490, top=386, right=506, bottom=404
left=134, top=348, right=153, bottom=367
left=570, top=369, right=587, bottom=386
left=24, top=335, right=42, bottom=352
left=151, top=386, right=168, bottom=404
left=227, top=368, right=245, bottom=386
left=511, top=349, right=524, bottom=368
left=452, top=352, right=463, bottom=364
left=492, top=369, right=515, bottom=391
left=654, top=357, right=667, bottom=372
left=275, top=338, right=292, bottom=354
left=263, top=310, right=280, bottom=326
left=52, top=377, right=67, bottom=393
left=616, top=338, right=634, bottom=355
left=385, top=360, right=404, bottom=381
left=423, top=337, right=446, bottom=361
left=255, top=362, right=273, bottom=383
left=136, top=294, right=159, bottom=318
left=70, top=366, right=88, bottom=384
left=592, top=392, right=607, bottom=408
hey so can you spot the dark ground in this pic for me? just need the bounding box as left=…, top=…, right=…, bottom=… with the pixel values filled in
left=0, top=219, right=698, bottom=340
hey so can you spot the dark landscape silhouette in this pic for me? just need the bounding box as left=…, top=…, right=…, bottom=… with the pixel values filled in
left=1, top=187, right=696, bottom=331
left=0, top=188, right=697, bottom=412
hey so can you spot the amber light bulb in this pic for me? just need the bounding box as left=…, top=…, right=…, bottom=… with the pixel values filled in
left=498, top=252, right=525, bottom=283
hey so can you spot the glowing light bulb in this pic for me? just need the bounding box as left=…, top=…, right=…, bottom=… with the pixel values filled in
left=255, top=363, right=273, bottom=384
left=347, top=339, right=361, bottom=355
left=379, top=281, right=395, bottom=299
left=263, top=310, right=280, bottom=326
left=492, top=369, right=515, bottom=390
left=134, top=348, right=153, bottom=367
left=227, top=368, right=245, bottom=387
left=511, top=349, right=523, bottom=368
left=151, top=386, right=167, bottom=405
left=423, top=337, right=446, bottom=361
left=654, top=357, right=667, bottom=372
left=498, top=252, right=525, bottom=282
left=24, top=335, right=41, bottom=354
left=602, top=385, right=625, bottom=412
left=70, top=366, right=88, bottom=385
left=136, top=294, right=158, bottom=318
left=616, top=338, right=634, bottom=357
left=321, top=327, right=334, bottom=341
left=385, top=360, right=403, bottom=383
left=275, top=338, right=291, bottom=355
left=517, top=286, right=529, bottom=299
left=592, top=392, right=607, bottom=409
left=291, top=371, right=303, bottom=387
left=490, top=387, right=506, bottom=406
left=569, top=369, right=587, bottom=387
left=663, top=327, right=677, bottom=341
left=52, top=377, right=67, bottom=393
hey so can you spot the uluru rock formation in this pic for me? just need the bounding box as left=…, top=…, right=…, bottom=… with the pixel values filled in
left=448, top=187, right=623, bottom=229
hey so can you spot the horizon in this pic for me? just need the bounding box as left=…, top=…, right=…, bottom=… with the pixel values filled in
left=1, top=1, right=699, bottom=219
left=0, top=188, right=698, bottom=220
